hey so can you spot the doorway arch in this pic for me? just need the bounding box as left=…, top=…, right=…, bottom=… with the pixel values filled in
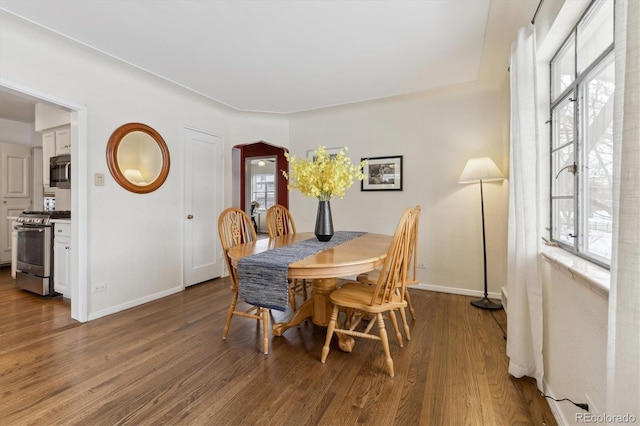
left=232, top=141, right=289, bottom=214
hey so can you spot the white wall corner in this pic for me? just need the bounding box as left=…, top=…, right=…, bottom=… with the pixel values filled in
left=501, top=286, right=508, bottom=313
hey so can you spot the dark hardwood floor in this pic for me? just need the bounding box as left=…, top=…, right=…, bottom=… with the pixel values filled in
left=0, top=266, right=556, bottom=425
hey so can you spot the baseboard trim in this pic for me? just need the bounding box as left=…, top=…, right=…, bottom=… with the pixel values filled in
left=88, top=285, right=184, bottom=321
left=543, top=380, right=565, bottom=425
left=501, top=286, right=508, bottom=312
left=411, top=282, right=501, bottom=300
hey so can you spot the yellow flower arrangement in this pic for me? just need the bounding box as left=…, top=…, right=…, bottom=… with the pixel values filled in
left=282, top=146, right=367, bottom=201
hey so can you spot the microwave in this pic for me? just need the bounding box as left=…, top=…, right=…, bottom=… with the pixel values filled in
left=50, top=154, right=71, bottom=188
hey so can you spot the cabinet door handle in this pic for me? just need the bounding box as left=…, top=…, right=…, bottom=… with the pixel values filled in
left=187, top=214, right=194, bottom=219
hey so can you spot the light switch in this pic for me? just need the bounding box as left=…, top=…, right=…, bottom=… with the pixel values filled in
left=95, top=173, right=105, bottom=186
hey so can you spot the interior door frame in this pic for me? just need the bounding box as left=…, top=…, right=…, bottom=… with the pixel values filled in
left=1, top=78, right=89, bottom=323
left=182, top=125, right=224, bottom=286
left=231, top=141, right=289, bottom=213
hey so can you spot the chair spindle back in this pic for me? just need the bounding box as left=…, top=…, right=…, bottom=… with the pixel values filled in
left=370, top=208, right=413, bottom=307
left=218, top=208, right=257, bottom=287
left=266, top=204, right=296, bottom=238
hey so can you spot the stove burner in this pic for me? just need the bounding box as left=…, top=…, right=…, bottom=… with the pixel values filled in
left=17, top=210, right=71, bottom=225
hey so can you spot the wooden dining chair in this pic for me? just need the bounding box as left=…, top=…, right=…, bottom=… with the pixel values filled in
left=218, top=207, right=270, bottom=354
left=265, top=204, right=308, bottom=311
left=321, top=208, right=413, bottom=377
left=356, top=205, right=421, bottom=322
left=344, top=205, right=419, bottom=343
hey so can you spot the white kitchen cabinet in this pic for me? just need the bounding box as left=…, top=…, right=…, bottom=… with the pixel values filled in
left=53, top=127, right=71, bottom=155
left=42, top=126, right=70, bottom=186
left=53, top=221, right=71, bottom=298
left=42, top=131, right=55, bottom=186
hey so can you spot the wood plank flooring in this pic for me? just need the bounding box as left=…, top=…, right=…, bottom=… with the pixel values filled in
left=0, top=266, right=556, bottom=425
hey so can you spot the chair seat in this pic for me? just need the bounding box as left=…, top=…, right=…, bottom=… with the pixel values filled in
left=357, top=269, right=417, bottom=325
left=330, top=281, right=407, bottom=313
left=357, top=269, right=418, bottom=285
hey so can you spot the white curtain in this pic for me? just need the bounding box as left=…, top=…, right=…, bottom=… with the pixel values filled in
left=607, top=0, right=640, bottom=417
left=506, top=24, right=544, bottom=390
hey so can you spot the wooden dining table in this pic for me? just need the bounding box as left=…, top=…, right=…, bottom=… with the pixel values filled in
left=227, top=232, right=392, bottom=337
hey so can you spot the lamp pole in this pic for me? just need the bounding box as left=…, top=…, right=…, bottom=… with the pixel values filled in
left=471, top=179, right=503, bottom=310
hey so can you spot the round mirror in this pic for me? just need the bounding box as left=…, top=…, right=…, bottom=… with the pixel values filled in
left=106, top=123, right=170, bottom=193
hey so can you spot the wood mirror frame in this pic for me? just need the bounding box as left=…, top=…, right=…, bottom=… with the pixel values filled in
left=106, top=122, right=170, bottom=194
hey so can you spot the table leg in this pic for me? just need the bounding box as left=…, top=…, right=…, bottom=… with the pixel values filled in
left=272, top=298, right=313, bottom=336
left=310, top=278, right=354, bottom=351
left=310, top=277, right=338, bottom=326
left=272, top=277, right=355, bottom=352
left=272, top=277, right=339, bottom=336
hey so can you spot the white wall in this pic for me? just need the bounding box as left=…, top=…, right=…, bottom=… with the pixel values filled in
left=0, top=11, right=289, bottom=318
left=541, top=257, right=608, bottom=422
left=0, top=117, right=38, bottom=146
left=289, top=82, right=510, bottom=297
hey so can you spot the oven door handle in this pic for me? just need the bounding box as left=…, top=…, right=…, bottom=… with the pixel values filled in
left=14, top=226, right=45, bottom=232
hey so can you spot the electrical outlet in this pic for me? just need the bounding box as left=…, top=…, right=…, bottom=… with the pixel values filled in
left=417, top=263, right=426, bottom=269
left=93, top=283, right=107, bottom=293
left=95, top=173, right=105, bottom=186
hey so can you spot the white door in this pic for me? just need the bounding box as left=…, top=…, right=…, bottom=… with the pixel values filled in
left=1, top=142, right=31, bottom=264
left=183, top=127, right=224, bottom=286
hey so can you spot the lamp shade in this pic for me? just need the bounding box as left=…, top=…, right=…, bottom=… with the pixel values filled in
left=459, top=157, right=504, bottom=184
left=124, top=168, right=145, bottom=184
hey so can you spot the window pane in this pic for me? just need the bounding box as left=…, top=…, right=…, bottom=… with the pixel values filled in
left=552, top=95, right=574, bottom=149
left=577, top=0, right=613, bottom=74
left=552, top=146, right=574, bottom=197
left=552, top=198, right=575, bottom=245
left=581, top=55, right=614, bottom=262
left=252, top=173, right=276, bottom=210
left=551, top=35, right=575, bottom=100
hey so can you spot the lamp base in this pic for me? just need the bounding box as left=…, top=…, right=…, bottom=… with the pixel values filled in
left=470, top=297, right=503, bottom=310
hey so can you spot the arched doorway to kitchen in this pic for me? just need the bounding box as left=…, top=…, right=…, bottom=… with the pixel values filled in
left=232, top=141, right=289, bottom=234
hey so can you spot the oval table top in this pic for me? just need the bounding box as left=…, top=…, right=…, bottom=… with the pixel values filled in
left=227, top=232, right=392, bottom=279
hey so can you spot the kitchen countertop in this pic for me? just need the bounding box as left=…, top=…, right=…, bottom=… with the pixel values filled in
left=50, top=219, right=71, bottom=223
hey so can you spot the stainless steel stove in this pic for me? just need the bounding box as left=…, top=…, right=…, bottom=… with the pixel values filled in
left=15, top=210, right=71, bottom=296
left=16, top=210, right=71, bottom=225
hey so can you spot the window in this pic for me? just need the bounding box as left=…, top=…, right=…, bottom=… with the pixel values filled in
left=549, top=0, right=614, bottom=267
left=251, top=173, right=275, bottom=210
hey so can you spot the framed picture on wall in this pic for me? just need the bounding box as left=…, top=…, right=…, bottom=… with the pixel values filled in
left=306, top=147, right=343, bottom=160
left=361, top=155, right=403, bottom=191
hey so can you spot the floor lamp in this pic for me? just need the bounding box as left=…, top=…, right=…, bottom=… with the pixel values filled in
left=459, top=157, right=505, bottom=310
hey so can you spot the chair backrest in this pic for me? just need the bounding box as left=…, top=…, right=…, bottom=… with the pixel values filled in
left=218, top=208, right=257, bottom=287
left=408, top=205, right=421, bottom=283
left=369, top=208, right=413, bottom=307
left=266, top=204, right=296, bottom=238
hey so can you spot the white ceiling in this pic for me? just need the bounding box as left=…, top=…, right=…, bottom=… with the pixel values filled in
left=0, top=0, right=538, bottom=117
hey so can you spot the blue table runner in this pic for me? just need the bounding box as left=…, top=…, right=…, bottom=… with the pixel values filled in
left=237, top=231, right=365, bottom=311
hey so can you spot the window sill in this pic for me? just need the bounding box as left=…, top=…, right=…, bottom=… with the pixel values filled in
left=540, top=245, right=610, bottom=300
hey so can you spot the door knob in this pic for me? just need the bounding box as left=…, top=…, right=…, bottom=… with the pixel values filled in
left=187, top=214, right=194, bottom=219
